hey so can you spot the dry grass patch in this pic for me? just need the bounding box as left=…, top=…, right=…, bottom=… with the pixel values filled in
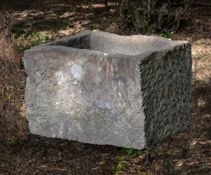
left=0, top=12, right=28, bottom=144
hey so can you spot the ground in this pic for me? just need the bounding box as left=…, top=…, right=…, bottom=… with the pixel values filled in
left=0, top=0, right=211, bottom=175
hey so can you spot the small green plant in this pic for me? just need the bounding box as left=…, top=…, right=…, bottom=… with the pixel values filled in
left=30, top=32, right=40, bottom=45
left=202, top=159, right=209, bottom=168
left=17, top=32, right=49, bottom=47
left=95, top=23, right=100, bottom=29
left=64, top=20, right=74, bottom=29
left=16, top=45, right=27, bottom=51
left=39, top=34, right=49, bottom=43
left=28, top=32, right=49, bottom=45
left=19, top=33, right=27, bottom=40
left=194, top=79, right=206, bottom=87
left=47, top=11, right=57, bottom=17
left=114, top=156, right=125, bottom=175
left=119, top=147, right=141, bottom=156
left=160, top=31, right=171, bottom=38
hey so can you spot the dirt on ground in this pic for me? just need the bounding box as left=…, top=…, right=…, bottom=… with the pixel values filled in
left=0, top=0, right=210, bottom=175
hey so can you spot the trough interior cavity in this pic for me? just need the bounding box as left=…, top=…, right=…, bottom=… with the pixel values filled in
left=49, top=31, right=175, bottom=55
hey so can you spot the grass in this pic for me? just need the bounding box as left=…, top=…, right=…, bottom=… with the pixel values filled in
left=63, top=19, right=74, bottom=29
left=47, top=11, right=57, bottom=17
left=114, top=156, right=125, bottom=175
left=29, top=32, right=49, bottom=45
left=193, top=79, right=206, bottom=87
left=15, top=31, right=50, bottom=50
left=113, top=147, right=141, bottom=174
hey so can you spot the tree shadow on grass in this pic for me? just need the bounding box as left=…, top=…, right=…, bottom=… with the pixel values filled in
left=9, top=0, right=117, bottom=37
left=192, top=78, right=211, bottom=140
left=2, top=135, right=118, bottom=175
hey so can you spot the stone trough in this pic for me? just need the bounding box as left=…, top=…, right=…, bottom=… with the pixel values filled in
left=23, top=31, right=192, bottom=149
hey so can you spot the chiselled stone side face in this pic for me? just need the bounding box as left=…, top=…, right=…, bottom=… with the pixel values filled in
left=24, top=30, right=191, bottom=149
left=24, top=46, right=146, bottom=149
left=139, top=44, right=192, bottom=146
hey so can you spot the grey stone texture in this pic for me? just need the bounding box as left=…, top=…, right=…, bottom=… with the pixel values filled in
left=23, top=30, right=191, bottom=149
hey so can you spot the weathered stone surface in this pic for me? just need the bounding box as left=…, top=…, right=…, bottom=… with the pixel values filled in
left=23, top=30, right=191, bottom=149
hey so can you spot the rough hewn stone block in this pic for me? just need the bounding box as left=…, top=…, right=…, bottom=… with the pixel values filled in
left=23, top=31, right=191, bottom=149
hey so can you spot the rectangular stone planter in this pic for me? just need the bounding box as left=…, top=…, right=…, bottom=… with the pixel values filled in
left=23, top=31, right=192, bottom=149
